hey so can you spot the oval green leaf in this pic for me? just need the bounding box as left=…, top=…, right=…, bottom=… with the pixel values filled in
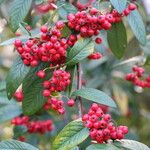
left=6, top=57, right=30, bottom=99
left=114, top=140, right=150, bottom=150
left=86, top=144, right=120, bottom=150
left=57, top=1, right=77, bottom=19
left=71, top=88, right=117, bottom=108
left=9, top=0, right=32, bottom=32
left=22, top=63, right=50, bottom=115
left=52, top=119, right=89, bottom=150
left=110, top=0, right=127, bottom=13
left=127, top=10, right=147, bottom=45
left=0, top=139, right=38, bottom=150
left=66, top=38, right=94, bottom=66
left=107, top=21, right=127, bottom=59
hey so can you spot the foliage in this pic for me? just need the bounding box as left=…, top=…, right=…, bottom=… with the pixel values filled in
left=0, top=0, right=149, bottom=149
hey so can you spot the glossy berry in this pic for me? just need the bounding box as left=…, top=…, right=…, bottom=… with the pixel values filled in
left=40, top=25, right=48, bottom=33
left=95, top=37, right=102, bottom=44
left=14, top=90, right=24, bottom=102
left=67, top=99, right=75, bottom=107
left=37, top=70, right=46, bottom=78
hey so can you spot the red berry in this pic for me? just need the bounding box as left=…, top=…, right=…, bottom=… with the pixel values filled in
left=40, top=25, right=48, bottom=33
left=67, top=99, right=75, bottom=107
left=14, top=91, right=24, bottom=102
left=128, top=3, right=137, bottom=11
left=14, top=40, right=22, bottom=47
left=37, top=70, right=46, bottom=78
left=95, top=37, right=102, bottom=44
left=43, top=89, right=50, bottom=97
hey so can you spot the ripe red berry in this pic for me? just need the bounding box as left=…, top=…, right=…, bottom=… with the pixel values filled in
left=55, top=21, right=65, bottom=29
left=14, top=39, right=22, bottom=47
left=67, top=99, right=75, bottom=107
left=43, top=89, right=50, bottom=97
left=14, top=91, right=24, bottom=102
left=95, top=37, right=102, bottom=44
left=40, top=25, right=48, bottom=33
left=128, top=3, right=137, bottom=11
left=37, top=70, right=46, bottom=78
left=18, top=136, right=26, bottom=142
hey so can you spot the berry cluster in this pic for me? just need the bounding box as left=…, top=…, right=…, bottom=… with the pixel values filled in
left=44, top=97, right=75, bottom=114
left=67, top=4, right=137, bottom=38
left=67, top=34, right=78, bottom=47
left=43, top=97, right=65, bottom=114
left=14, top=90, right=24, bottom=102
left=14, top=22, right=68, bottom=67
left=67, top=9, right=120, bottom=38
left=82, top=103, right=128, bottom=143
left=38, top=69, right=71, bottom=114
left=88, top=52, right=103, bottom=60
left=123, top=3, right=137, bottom=16
left=42, top=69, right=71, bottom=97
left=11, top=116, right=53, bottom=134
left=125, top=66, right=150, bottom=88
left=35, top=0, right=57, bottom=14
left=11, top=116, right=29, bottom=126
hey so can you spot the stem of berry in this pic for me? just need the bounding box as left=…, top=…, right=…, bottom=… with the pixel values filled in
left=77, top=63, right=83, bottom=118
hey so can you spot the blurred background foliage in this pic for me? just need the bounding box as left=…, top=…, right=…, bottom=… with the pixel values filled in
left=0, top=0, right=150, bottom=149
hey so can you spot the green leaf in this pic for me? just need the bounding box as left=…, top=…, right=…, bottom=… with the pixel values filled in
left=0, top=36, right=29, bottom=46
left=0, top=28, right=40, bottom=46
left=110, top=0, right=127, bottom=13
left=6, top=57, right=30, bottom=99
left=57, top=1, right=77, bottom=19
left=114, top=140, right=150, bottom=150
left=22, top=78, right=46, bottom=115
left=72, top=88, right=116, bottom=108
left=66, top=65, right=77, bottom=96
left=0, top=97, right=22, bottom=122
left=22, top=63, right=50, bottom=115
left=19, top=22, right=31, bottom=36
left=35, top=0, right=43, bottom=5
left=127, top=10, right=147, bottom=45
left=72, top=146, right=79, bottom=150
left=61, top=25, right=71, bottom=38
left=13, top=126, right=27, bottom=138
left=9, top=0, right=32, bottom=32
left=66, top=38, right=94, bottom=66
left=0, top=139, right=38, bottom=150
left=52, top=119, right=89, bottom=150
left=86, top=144, right=120, bottom=150
left=107, top=21, right=127, bottom=59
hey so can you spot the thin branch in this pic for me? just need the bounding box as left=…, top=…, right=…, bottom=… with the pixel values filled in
left=77, top=63, right=83, bottom=118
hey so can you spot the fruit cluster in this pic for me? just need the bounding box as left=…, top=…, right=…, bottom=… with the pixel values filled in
left=67, top=3, right=137, bottom=38
left=14, top=22, right=68, bottom=67
left=88, top=52, right=103, bottom=60
left=125, top=66, right=150, bottom=88
left=35, top=0, right=57, bottom=14
left=42, top=69, right=71, bottom=96
left=43, top=97, right=65, bottom=114
left=37, top=69, right=72, bottom=114
left=11, top=116, right=53, bottom=134
left=82, top=103, right=128, bottom=143
left=123, top=3, right=137, bottom=16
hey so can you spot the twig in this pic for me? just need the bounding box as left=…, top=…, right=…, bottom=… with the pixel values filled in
left=77, top=63, right=83, bottom=118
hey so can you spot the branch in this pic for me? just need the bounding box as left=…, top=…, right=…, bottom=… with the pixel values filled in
left=77, top=63, right=83, bottom=118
